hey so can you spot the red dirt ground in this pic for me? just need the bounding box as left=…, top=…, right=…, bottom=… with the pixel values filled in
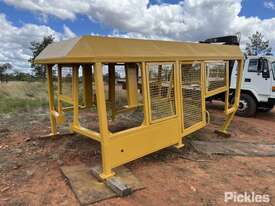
left=0, top=104, right=275, bottom=206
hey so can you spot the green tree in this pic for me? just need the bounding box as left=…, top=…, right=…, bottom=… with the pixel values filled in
left=29, top=35, right=54, bottom=79
left=245, top=31, right=272, bottom=56
left=0, top=63, right=12, bottom=83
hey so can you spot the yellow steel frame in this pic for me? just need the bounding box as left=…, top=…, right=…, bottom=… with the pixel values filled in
left=217, top=60, right=244, bottom=134
left=45, top=58, right=243, bottom=179
left=125, top=63, right=138, bottom=108
left=46, top=65, right=58, bottom=135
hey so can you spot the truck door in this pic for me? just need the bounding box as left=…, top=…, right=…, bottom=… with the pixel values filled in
left=242, top=58, right=272, bottom=101
left=271, top=61, right=275, bottom=98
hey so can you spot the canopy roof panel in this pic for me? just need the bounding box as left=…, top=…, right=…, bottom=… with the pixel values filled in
left=35, top=36, right=243, bottom=64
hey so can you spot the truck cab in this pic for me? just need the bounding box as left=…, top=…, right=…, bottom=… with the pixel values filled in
left=201, top=35, right=275, bottom=117
left=230, top=56, right=275, bottom=117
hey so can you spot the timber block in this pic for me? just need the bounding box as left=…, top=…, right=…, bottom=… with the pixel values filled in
left=61, top=164, right=144, bottom=205
left=106, top=176, right=132, bottom=197
left=91, top=165, right=134, bottom=196
left=91, top=164, right=144, bottom=197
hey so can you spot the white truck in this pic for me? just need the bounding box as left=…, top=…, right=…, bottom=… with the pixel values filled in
left=202, top=36, right=275, bottom=117
left=230, top=56, right=275, bottom=117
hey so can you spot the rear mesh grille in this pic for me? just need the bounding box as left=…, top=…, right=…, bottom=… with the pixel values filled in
left=182, top=63, right=202, bottom=129
left=206, top=62, right=226, bottom=91
left=148, top=63, right=176, bottom=121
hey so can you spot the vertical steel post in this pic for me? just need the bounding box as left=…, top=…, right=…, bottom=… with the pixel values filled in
left=125, top=63, right=138, bottom=107
left=141, top=62, right=150, bottom=126
left=233, top=60, right=244, bottom=109
left=55, top=64, right=65, bottom=125
left=174, top=61, right=184, bottom=148
left=219, top=59, right=244, bottom=134
left=72, top=65, right=80, bottom=127
left=201, top=62, right=207, bottom=124
left=224, top=61, right=230, bottom=113
left=46, top=64, right=57, bottom=135
left=94, top=62, right=114, bottom=178
left=57, top=65, right=63, bottom=114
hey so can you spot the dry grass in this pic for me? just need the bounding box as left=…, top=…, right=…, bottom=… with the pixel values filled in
left=0, top=81, right=49, bottom=113
left=0, top=80, right=141, bottom=115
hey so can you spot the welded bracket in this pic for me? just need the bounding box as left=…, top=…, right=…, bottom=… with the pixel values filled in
left=215, top=111, right=235, bottom=138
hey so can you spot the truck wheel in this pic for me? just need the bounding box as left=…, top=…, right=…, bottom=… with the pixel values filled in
left=236, top=93, right=256, bottom=117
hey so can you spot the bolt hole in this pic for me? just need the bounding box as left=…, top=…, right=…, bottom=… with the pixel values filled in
left=121, top=149, right=124, bottom=153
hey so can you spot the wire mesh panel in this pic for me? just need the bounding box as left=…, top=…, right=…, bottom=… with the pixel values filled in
left=181, top=63, right=202, bottom=129
left=148, top=63, right=176, bottom=121
left=206, top=62, right=226, bottom=91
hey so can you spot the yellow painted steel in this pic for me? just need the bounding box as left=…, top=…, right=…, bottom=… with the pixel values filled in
left=95, top=62, right=115, bottom=179
left=56, top=65, right=65, bottom=125
left=72, top=65, right=80, bottom=127
left=57, top=65, right=62, bottom=113
left=38, top=36, right=243, bottom=179
left=141, top=62, right=150, bottom=126
left=174, top=61, right=184, bottom=148
left=217, top=60, right=244, bottom=134
left=224, top=61, right=230, bottom=114
left=125, top=63, right=138, bottom=108
left=34, top=36, right=243, bottom=64
left=205, top=87, right=227, bottom=98
left=46, top=65, right=58, bottom=135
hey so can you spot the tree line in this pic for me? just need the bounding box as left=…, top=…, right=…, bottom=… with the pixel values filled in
left=0, top=31, right=273, bottom=83
left=0, top=36, right=54, bottom=83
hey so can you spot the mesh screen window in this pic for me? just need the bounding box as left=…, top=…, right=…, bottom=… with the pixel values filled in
left=181, top=63, right=202, bottom=129
left=206, top=62, right=226, bottom=91
left=148, top=63, right=176, bottom=121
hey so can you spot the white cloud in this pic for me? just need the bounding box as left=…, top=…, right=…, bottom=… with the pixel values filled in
left=63, top=25, right=77, bottom=39
left=86, top=0, right=275, bottom=51
left=2, top=0, right=275, bottom=71
left=0, top=13, right=76, bottom=72
left=0, top=0, right=242, bottom=40
left=264, top=1, right=275, bottom=10
left=3, top=0, right=90, bottom=20
left=3, top=0, right=275, bottom=49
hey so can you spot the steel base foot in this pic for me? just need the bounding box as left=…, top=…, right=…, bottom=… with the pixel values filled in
left=214, top=130, right=231, bottom=138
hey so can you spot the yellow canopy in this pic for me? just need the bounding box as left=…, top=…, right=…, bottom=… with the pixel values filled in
left=35, top=35, right=243, bottom=64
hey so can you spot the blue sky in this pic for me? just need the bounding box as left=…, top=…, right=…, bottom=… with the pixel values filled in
left=0, top=0, right=274, bottom=71
left=1, top=0, right=274, bottom=36
left=240, top=0, right=275, bottom=19
left=0, top=1, right=112, bottom=35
